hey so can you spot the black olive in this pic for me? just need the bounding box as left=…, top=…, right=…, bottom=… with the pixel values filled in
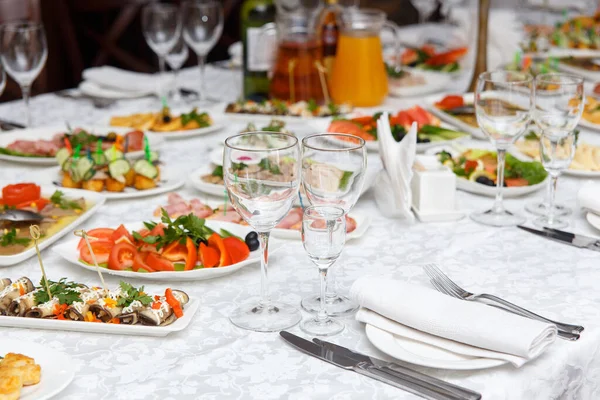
left=245, top=232, right=259, bottom=251
left=420, top=138, right=431, bottom=143
left=162, top=115, right=171, bottom=123
left=475, top=176, right=495, bottom=186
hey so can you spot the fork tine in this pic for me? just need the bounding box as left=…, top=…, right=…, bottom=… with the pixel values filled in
left=424, top=264, right=460, bottom=296
left=432, top=276, right=462, bottom=298
left=428, top=264, right=467, bottom=295
left=430, top=278, right=463, bottom=299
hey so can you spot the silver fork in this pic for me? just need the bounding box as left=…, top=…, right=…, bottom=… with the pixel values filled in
left=423, top=264, right=583, bottom=340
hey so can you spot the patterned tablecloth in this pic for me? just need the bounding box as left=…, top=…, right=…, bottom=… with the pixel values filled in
left=0, top=64, right=598, bottom=400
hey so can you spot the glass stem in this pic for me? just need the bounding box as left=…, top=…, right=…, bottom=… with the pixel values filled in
left=198, top=54, right=206, bottom=102
left=258, top=231, right=271, bottom=308
left=548, top=174, right=559, bottom=225
left=317, top=268, right=329, bottom=323
left=543, top=172, right=553, bottom=208
left=325, top=261, right=337, bottom=301
left=158, top=57, right=166, bottom=99
left=172, top=69, right=181, bottom=102
left=493, top=148, right=507, bottom=214
left=21, top=84, right=31, bottom=127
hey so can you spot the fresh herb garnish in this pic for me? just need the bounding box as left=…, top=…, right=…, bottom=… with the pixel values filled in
left=524, top=131, right=539, bottom=141
left=212, top=165, right=224, bottom=178
left=117, top=281, right=153, bottom=308
left=34, top=278, right=82, bottom=305
left=133, top=210, right=215, bottom=250
left=327, top=102, right=340, bottom=116
left=181, top=109, right=211, bottom=128
left=0, top=229, right=31, bottom=247
left=338, top=171, right=354, bottom=191
left=50, top=190, right=82, bottom=210
left=232, top=162, right=248, bottom=172
left=307, top=99, right=318, bottom=114
left=385, top=63, right=406, bottom=78
left=258, top=158, right=281, bottom=175
left=219, top=228, right=243, bottom=241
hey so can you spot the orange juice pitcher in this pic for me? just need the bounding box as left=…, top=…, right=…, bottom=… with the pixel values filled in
left=330, top=9, right=399, bottom=107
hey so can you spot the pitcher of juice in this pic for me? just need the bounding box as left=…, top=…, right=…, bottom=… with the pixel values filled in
left=330, top=9, right=400, bottom=107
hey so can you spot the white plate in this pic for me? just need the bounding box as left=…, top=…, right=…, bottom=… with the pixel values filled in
left=512, top=141, right=600, bottom=178
left=389, top=69, right=452, bottom=98
left=0, top=298, right=200, bottom=337
left=43, top=167, right=185, bottom=200
left=0, top=339, right=75, bottom=400
left=578, top=116, right=600, bottom=132
left=557, top=61, right=600, bottom=82
left=586, top=212, right=600, bottom=231
left=54, top=221, right=284, bottom=281
left=424, top=142, right=548, bottom=198
left=365, top=324, right=507, bottom=371
left=271, top=211, right=371, bottom=241
left=224, top=111, right=345, bottom=124
left=0, top=187, right=105, bottom=267
left=0, top=125, right=164, bottom=165
left=425, top=93, right=487, bottom=140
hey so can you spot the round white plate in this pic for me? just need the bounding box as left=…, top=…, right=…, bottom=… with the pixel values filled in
left=365, top=324, right=507, bottom=370
left=586, top=212, right=600, bottom=231
left=558, top=60, right=600, bottom=82
left=189, top=164, right=226, bottom=197
left=54, top=220, right=283, bottom=281
left=0, top=339, right=75, bottom=400
left=389, top=69, right=451, bottom=98
left=578, top=116, right=600, bottom=132
left=0, top=126, right=164, bottom=165
left=43, top=167, right=184, bottom=200
left=424, top=142, right=548, bottom=198
left=271, top=211, right=371, bottom=241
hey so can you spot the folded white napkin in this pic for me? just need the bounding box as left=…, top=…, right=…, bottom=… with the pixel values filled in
left=373, top=115, right=416, bottom=220
left=81, top=66, right=177, bottom=99
left=350, top=276, right=557, bottom=367
left=578, top=182, right=600, bottom=216
left=79, top=81, right=150, bottom=99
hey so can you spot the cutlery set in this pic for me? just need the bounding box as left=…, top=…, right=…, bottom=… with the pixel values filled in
left=518, top=225, right=600, bottom=252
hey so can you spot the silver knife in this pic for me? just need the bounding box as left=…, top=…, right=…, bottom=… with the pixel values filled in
left=517, top=225, right=600, bottom=252
left=280, top=331, right=478, bottom=400
left=313, top=338, right=481, bottom=400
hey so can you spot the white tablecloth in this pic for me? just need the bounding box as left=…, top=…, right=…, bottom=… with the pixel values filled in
left=0, top=64, right=599, bottom=400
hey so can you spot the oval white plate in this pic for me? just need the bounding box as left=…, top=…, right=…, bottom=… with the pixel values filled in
left=189, top=164, right=226, bottom=197
left=365, top=324, right=507, bottom=370
left=42, top=167, right=184, bottom=200
left=271, top=211, right=371, bottom=241
left=424, top=142, right=548, bottom=198
left=0, top=126, right=164, bottom=165
left=388, top=69, right=451, bottom=98
left=0, top=186, right=105, bottom=267
left=424, top=93, right=487, bottom=140
left=54, top=220, right=284, bottom=281
left=0, top=339, right=75, bottom=400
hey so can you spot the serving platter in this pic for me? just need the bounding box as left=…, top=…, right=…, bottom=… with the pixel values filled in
left=54, top=220, right=284, bottom=281
left=0, top=186, right=105, bottom=267
left=388, top=68, right=452, bottom=98
left=0, top=125, right=164, bottom=165
left=0, top=339, right=76, bottom=400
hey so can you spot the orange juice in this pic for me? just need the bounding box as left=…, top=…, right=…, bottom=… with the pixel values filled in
left=330, top=33, right=388, bottom=107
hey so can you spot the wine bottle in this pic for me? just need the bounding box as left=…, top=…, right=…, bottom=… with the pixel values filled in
left=241, top=0, right=276, bottom=101
left=320, top=0, right=340, bottom=77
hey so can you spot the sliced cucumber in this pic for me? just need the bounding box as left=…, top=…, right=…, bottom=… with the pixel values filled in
left=109, top=159, right=131, bottom=180
left=92, top=152, right=107, bottom=166
left=104, top=147, right=123, bottom=161
left=133, top=159, right=158, bottom=179
left=148, top=151, right=159, bottom=163
left=62, top=157, right=74, bottom=172
left=76, top=157, right=95, bottom=181
left=55, top=147, right=70, bottom=167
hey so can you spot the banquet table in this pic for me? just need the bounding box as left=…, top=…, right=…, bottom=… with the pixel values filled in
left=0, top=63, right=599, bottom=400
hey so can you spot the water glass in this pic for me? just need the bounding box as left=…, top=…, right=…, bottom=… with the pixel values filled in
left=301, top=206, right=346, bottom=336
left=0, top=22, right=47, bottom=126
left=165, top=37, right=189, bottom=104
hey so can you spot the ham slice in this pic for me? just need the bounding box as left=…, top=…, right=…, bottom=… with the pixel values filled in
left=189, top=199, right=213, bottom=218
left=276, top=208, right=303, bottom=229
left=7, top=139, right=59, bottom=156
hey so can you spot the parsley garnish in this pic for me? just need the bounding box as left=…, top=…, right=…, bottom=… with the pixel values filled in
left=327, top=102, right=340, bottom=116
left=117, top=281, right=153, bottom=308
left=307, top=99, right=318, bottom=114
left=212, top=165, right=224, bottom=178
left=258, top=158, right=281, bottom=175
left=181, top=109, right=211, bottom=127
left=50, top=190, right=82, bottom=210
left=34, top=278, right=82, bottom=305
left=0, top=228, right=30, bottom=247
left=232, top=162, right=248, bottom=172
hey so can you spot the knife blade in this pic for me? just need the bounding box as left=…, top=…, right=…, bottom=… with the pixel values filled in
left=518, top=225, right=600, bottom=251
left=0, top=119, right=25, bottom=130
left=313, top=338, right=481, bottom=400
left=280, top=331, right=474, bottom=400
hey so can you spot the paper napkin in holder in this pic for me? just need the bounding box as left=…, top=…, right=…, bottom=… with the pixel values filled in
left=373, top=113, right=416, bottom=220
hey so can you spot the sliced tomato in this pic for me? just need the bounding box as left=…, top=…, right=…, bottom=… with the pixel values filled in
left=464, top=160, right=479, bottom=174
left=80, top=240, right=114, bottom=265
left=132, top=252, right=155, bottom=273
left=504, top=177, right=529, bottom=187
left=392, top=111, right=413, bottom=129
left=15, top=197, right=49, bottom=211
left=185, top=237, right=197, bottom=271
left=146, top=253, right=175, bottom=271
left=110, top=224, right=133, bottom=243
left=421, top=44, right=436, bottom=57
left=327, top=120, right=375, bottom=141
left=208, top=233, right=231, bottom=267
left=434, top=95, right=465, bottom=110
left=425, top=47, right=468, bottom=66
left=350, top=116, right=375, bottom=126
left=107, top=242, right=137, bottom=270
left=199, top=242, right=220, bottom=268
left=223, top=237, right=250, bottom=264
left=161, top=241, right=187, bottom=261
left=1, top=183, right=41, bottom=206
left=405, top=106, right=434, bottom=128
left=400, top=48, right=418, bottom=65
left=77, top=228, right=115, bottom=250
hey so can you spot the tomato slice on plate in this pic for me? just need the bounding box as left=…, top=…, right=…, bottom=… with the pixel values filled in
left=161, top=241, right=187, bottom=262
left=146, top=253, right=175, bottom=271
left=2, top=183, right=41, bottom=206
left=77, top=228, right=115, bottom=250
left=131, top=252, right=155, bottom=272
left=80, top=240, right=114, bottom=265
left=110, top=224, right=134, bottom=244
left=107, top=242, right=137, bottom=270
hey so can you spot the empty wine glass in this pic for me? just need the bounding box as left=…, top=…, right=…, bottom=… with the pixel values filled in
left=0, top=64, right=6, bottom=98
left=301, top=205, right=346, bottom=336
left=526, top=73, right=584, bottom=218
left=0, top=22, right=47, bottom=127
left=142, top=3, right=181, bottom=97
left=165, top=37, right=189, bottom=104
left=472, top=71, right=533, bottom=227
left=224, top=132, right=301, bottom=332
left=182, top=0, right=224, bottom=104
left=301, top=134, right=366, bottom=317
left=534, top=131, right=576, bottom=229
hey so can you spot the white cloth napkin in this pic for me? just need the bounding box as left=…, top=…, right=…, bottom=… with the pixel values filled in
left=578, top=182, right=600, bottom=216
left=80, top=66, right=175, bottom=98
left=373, top=114, right=416, bottom=220
left=350, top=276, right=557, bottom=367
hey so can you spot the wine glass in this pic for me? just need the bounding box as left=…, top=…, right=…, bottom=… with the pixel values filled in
left=526, top=73, right=584, bottom=218
left=472, top=71, right=533, bottom=227
left=301, top=134, right=366, bottom=317
left=141, top=3, right=181, bottom=97
left=165, top=36, right=189, bottom=104
left=182, top=0, right=224, bottom=104
left=412, top=0, right=438, bottom=23
left=534, top=131, right=576, bottom=228
left=0, top=22, right=47, bottom=127
left=301, top=205, right=346, bottom=336
left=224, top=132, right=301, bottom=332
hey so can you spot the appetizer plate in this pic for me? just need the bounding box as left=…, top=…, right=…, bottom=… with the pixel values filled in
left=0, top=339, right=75, bottom=400
left=365, top=324, right=507, bottom=371
left=424, top=143, right=548, bottom=198
left=271, top=211, right=370, bottom=241
left=0, top=125, right=164, bottom=165
left=558, top=59, right=600, bottom=82
left=0, top=298, right=200, bottom=337
left=578, top=117, right=600, bottom=132
left=0, top=187, right=105, bottom=267
left=54, top=221, right=284, bottom=281
left=42, top=167, right=185, bottom=200
left=388, top=68, right=451, bottom=98
left=425, top=93, right=487, bottom=140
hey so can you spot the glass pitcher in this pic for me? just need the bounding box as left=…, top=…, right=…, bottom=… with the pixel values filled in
left=329, top=9, right=399, bottom=107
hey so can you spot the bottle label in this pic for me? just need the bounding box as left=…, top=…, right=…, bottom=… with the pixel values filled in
left=247, top=27, right=276, bottom=72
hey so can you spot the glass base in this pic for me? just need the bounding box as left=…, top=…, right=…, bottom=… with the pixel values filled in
left=301, top=294, right=359, bottom=317
left=300, top=317, right=344, bottom=336
left=470, top=208, right=525, bottom=227
left=525, top=201, right=571, bottom=217
left=229, top=301, right=301, bottom=332
left=533, top=215, right=569, bottom=229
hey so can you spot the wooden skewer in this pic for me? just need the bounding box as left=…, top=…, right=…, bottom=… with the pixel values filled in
left=314, top=60, right=331, bottom=105
left=30, top=225, right=52, bottom=297
left=74, top=229, right=108, bottom=292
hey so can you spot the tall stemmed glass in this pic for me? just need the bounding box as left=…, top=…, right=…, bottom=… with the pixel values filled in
left=0, top=22, right=47, bottom=127
left=526, top=73, right=584, bottom=218
left=472, top=71, right=533, bottom=227
left=165, top=37, right=189, bottom=104
left=301, top=134, right=366, bottom=317
left=182, top=0, right=224, bottom=104
left=224, top=132, right=301, bottom=332
left=142, top=3, right=181, bottom=96
left=301, top=206, right=346, bottom=336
